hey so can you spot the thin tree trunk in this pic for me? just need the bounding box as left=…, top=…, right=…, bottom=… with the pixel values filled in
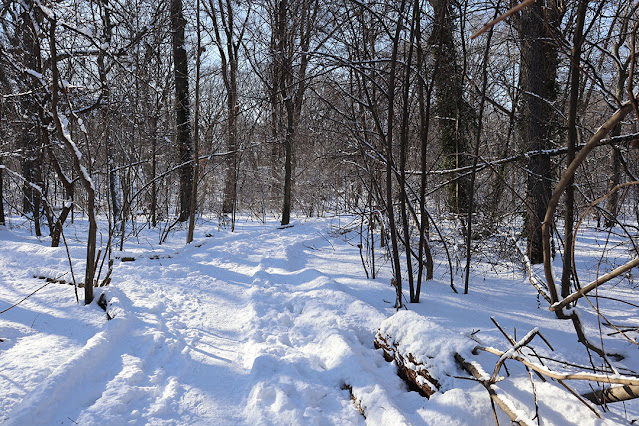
left=561, top=0, right=587, bottom=298
left=0, top=158, right=4, bottom=226
left=464, top=5, right=497, bottom=294
left=19, top=1, right=42, bottom=235
left=606, top=29, right=631, bottom=227
left=281, top=98, right=294, bottom=225
left=188, top=0, right=202, bottom=244
left=386, top=0, right=408, bottom=309
left=415, top=2, right=434, bottom=299
left=399, top=2, right=416, bottom=301
left=151, top=114, right=158, bottom=228
left=49, top=17, right=96, bottom=304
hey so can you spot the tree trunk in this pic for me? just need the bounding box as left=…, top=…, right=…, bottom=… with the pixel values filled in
left=519, top=0, right=559, bottom=264
left=430, top=0, right=469, bottom=213
left=399, top=3, right=416, bottom=301
left=46, top=150, right=74, bottom=248
left=561, top=0, right=587, bottom=298
left=386, top=0, right=408, bottom=309
left=49, top=18, right=96, bottom=304
left=171, top=0, right=194, bottom=222
left=281, top=98, right=294, bottom=225
left=150, top=114, right=158, bottom=228
left=208, top=0, right=242, bottom=216
left=18, top=1, right=43, bottom=235
left=0, top=159, right=4, bottom=226
left=187, top=0, right=202, bottom=244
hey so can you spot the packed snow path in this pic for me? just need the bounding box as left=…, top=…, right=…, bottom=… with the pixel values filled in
left=0, top=218, right=630, bottom=424
left=1, top=219, right=414, bottom=424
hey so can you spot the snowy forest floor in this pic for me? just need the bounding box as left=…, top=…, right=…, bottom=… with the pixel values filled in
left=0, top=215, right=638, bottom=425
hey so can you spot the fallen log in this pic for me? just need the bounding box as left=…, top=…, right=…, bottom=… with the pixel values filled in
left=33, top=275, right=67, bottom=284
left=374, top=332, right=440, bottom=397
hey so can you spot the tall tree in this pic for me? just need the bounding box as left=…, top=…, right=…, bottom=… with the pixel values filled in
left=17, top=0, right=44, bottom=235
left=97, top=0, right=121, bottom=233
left=270, top=0, right=318, bottom=226
left=430, top=0, right=472, bottom=213
left=170, top=0, right=194, bottom=222
left=519, top=0, right=561, bottom=264
left=48, top=14, right=97, bottom=304
left=206, top=0, right=250, bottom=218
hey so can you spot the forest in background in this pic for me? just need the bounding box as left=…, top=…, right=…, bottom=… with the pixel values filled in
left=1, top=0, right=639, bottom=317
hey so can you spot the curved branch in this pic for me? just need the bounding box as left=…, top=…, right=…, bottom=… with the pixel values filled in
left=542, top=101, right=634, bottom=306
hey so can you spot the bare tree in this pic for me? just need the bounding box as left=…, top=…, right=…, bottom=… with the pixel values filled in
left=205, top=0, right=250, bottom=219
left=269, top=0, right=319, bottom=226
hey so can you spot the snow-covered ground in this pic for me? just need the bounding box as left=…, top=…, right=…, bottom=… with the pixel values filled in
left=0, top=215, right=637, bottom=424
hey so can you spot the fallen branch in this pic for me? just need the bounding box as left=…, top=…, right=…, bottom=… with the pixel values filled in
left=550, top=257, right=639, bottom=312
left=510, top=234, right=551, bottom=304
left=476, top=345, right=639, bottom=386
left=0, top=274, right=66, bottom=315
left=583, top=384, right=639, bottom=405
left=455, top=352, right=535, bottom=426
left=341, top=384, right=366, bottom=418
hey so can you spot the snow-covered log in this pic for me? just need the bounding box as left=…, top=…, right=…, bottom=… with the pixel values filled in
left=374, top=331, right=440, bottom=397
left=373, top=311, right=474, bottom=398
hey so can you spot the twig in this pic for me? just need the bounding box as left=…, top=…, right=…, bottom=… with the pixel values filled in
left=471, top=0, right=536, bottom=39
left=455, top=353, right=535, bottom=425
left=0, top=272, right=66, bottom=314
left=490, top=328, right=539, bottom=383
left=491, top=317, right=546, bottom=382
